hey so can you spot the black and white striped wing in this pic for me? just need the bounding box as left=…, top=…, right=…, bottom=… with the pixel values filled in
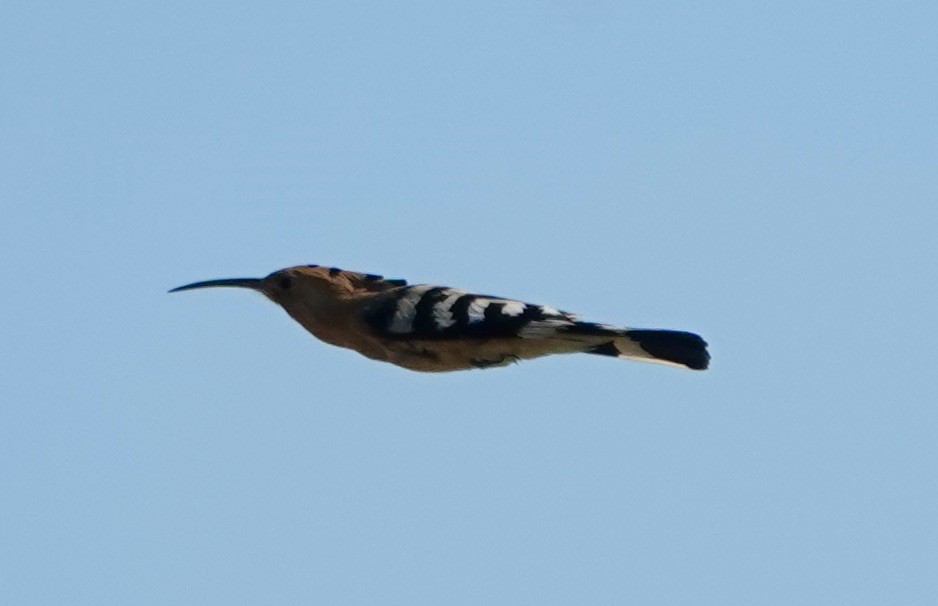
left=363, top=285, right=589, bottom=341
left=360, top=283, right=709, bottom=370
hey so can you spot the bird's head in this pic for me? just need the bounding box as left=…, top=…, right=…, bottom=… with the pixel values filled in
left=169, top=266, right=342, bottom=312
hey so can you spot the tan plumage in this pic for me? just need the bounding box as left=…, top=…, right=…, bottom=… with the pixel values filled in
left=170, top=264, right=710, bottom=372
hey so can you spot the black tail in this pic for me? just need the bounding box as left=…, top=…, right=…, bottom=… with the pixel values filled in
left=585, top=329, right=710, bottom=370
left=623, top=330, right=709, bottom=370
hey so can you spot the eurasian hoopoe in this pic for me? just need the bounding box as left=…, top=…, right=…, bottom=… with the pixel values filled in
left=170, top=264, right=710, bottom=372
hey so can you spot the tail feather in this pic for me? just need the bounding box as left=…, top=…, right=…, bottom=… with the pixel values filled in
left=523, top=317, right=710, bottom=370
left=584, top=328, right=710, bottom=370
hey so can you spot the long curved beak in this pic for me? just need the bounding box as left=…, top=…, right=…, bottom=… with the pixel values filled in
left=169, top=278, right=264, bottom=293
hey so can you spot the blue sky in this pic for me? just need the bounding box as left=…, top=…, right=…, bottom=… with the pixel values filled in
left=2, top=2, right=936, bottom=604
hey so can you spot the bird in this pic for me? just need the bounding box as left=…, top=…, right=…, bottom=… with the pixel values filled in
left=170, top=264, right=709, bottom=372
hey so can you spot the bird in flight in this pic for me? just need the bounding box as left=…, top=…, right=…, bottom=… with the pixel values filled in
left=170, top=264, right=709, bottom=372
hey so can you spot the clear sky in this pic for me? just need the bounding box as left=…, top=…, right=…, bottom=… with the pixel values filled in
left=2, top=2, right=936, bottom=604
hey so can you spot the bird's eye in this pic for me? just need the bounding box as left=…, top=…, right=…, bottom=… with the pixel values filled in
left=279, top=276, right=293, bottom=290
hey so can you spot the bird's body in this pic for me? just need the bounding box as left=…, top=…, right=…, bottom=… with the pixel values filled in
left=171, top=264, right=710, bottom=372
